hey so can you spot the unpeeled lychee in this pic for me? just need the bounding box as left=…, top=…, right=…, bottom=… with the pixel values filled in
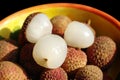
left=19, top=43, right=45, bottom=79
left=0, top=61, right=28, bottom=80
left=0, top=39, right=18, bottom=62
left=40, top=67, right=68, bottom=80
left=51, top=15, right=72, bottom=36
left=86, top=36, right=116, bottom=69
left=61, top=46, right=87, bottom=78
left=75, top=65, right=103, bottom=80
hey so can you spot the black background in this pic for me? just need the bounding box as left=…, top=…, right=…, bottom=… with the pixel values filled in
left=0, top=0, right=119, bottom=21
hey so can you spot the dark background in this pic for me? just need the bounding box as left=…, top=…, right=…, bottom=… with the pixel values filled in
left=0, top=0, right=119, bottom=21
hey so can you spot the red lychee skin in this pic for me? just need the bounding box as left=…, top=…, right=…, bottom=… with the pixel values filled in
left=40, top=67, right=68, bottom=80
left=61, top=46, right=87, bottom=79
left=0, top=61, right=28, bottom=80
left=86, top=36, right=116, bottom=69
left=0, top=39, right=18, bottom=62
left=18, top=12, right=40, bottom=46
left=19, top=43, right=45, bottom=80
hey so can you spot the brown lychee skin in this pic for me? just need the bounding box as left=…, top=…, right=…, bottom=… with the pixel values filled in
left=0, top=39, right=18, bottom=62
left=61, top=47, right=87, bottom=78
left=86, top=36, right=116, bottom=69
left=18, top=12, right=40, bottom=46
left=0, top=61, right=28, bottom=80
left=19, top=43, right=45, bottom=79
left=51, top=15, right=72, bottom=36
left=75, top=65, right=103, bottom=80
left=40, top=67, right=68, bottom=80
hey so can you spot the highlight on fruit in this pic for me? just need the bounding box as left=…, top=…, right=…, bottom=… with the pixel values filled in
left=0, top=12, right=117, bottom=80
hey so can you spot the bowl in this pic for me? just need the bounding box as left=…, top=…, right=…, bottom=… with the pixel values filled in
left=0, top=3, right=120, bottom=80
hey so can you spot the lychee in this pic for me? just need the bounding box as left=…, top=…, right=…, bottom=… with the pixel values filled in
left=18, top=12, right=39, bottom=46
left=19, top=43, right=45, bottom=79
left=51, top=15, right=72, bottom=36
left=18, top=12, right=52, bottom=45
left=64, top=21, right=95, bottom=49
left=0, top=39, right=18, bottom=62
left=75, top=65, right=103, bottom=80
left=0, top=61, right=28, bottom=80
left=86, top=36, right=116, bottom=69
left=61, top=46, right=87, bottom=78
left=33, top=34, right=67, bottom=69
left=40, top=67, right=68, bottom=80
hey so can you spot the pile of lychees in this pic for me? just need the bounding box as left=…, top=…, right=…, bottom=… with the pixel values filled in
left=0, top=12, right=117, bottom=80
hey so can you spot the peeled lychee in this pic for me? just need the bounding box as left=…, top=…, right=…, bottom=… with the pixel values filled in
left=18, top=12, right=39, bottom=46
left=19, top=43, right=45, bottom=80
left=33, top=34, right=67, bottom=69
left=61, top=46, right=87, bottom=78
left=0, top=39, right=18, bottom=62
left=75, top=65, right=103, bottom=80
left=51, top=15, right=72, bottom=36
left=0, top=61, right=28, bottom=80
left=86, top=36, right=116, bottom=69
left=40, top=67, right=68, bottom=80
left=64, top=21, right=95, bottom=49
left=18, top=12, right=52, bottom=45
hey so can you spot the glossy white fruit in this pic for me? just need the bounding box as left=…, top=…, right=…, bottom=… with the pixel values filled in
left=26, top=13, right=52, bottom=43
left=64, top=21, right=95, bottom=49
left=33, top=34, right=67, bottom=69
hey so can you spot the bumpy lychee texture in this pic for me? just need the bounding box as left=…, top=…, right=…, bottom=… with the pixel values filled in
left=19, top=43, right=45, bottom=79
left=51, top=15, right=72, bottom=36
left=75, top=65, right=103, bottom=80
left=0, top=39, right=18, bottom=62
left=61, top=46, right=87, bottom=78
left=0, top=61, right=28, bottom=80
left=86, top=36, right=116, bottom=69
left=3, top=11, right=117, bottom=80
left=40, top=67, right=68, bottom=80
left=18, top=12, right=39, bottom=46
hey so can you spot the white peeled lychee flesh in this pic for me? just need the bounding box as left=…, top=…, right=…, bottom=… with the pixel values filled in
left=33, top=34, right=67, bottom=69
left=26, top=13, right=53, bottom=43
left=64, top=21, right=95, bottom=49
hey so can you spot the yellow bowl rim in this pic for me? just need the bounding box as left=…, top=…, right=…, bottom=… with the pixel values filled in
left=0, top=3, right=120, bottom=29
